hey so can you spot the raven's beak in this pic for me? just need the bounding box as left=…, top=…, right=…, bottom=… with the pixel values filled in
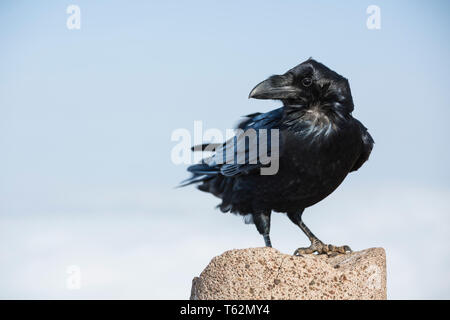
left=248, top=75, right=300, bottom=100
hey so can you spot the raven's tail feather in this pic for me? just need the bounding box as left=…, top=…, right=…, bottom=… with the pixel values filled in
left=179, top=146, right=234, bottom=213
left=187, top=163, right=219, bottom=175
left=177, top=174, right=212, bottom=188
left=177, top=162, right=220, bottom=188
left=190, top=143, right=222, bottom=152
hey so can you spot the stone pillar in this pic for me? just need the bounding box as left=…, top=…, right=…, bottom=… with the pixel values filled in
left=190, top=247, right=386, bottom=300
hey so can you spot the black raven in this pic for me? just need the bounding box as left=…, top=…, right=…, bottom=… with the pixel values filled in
left=181, top=58, right=374, bottom=255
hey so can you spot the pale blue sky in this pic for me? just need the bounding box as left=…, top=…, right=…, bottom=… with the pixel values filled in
left=1, top=1, right=449, bottom=299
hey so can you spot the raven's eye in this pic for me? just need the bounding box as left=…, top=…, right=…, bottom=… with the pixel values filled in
left=302, top=77, right=312, bottom=87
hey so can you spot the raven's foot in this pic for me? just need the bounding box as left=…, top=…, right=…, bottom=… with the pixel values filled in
left=293, top=239, right=352, bottom=256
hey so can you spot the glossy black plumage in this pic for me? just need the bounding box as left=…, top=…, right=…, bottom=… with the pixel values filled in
left=182, top=58, right=374, bottom=252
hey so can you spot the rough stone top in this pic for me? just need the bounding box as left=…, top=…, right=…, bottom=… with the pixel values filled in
left=191, top=247, right=386, bottom=300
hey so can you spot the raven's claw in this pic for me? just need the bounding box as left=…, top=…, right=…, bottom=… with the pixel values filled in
left=294, top=239, right=352, bottom=256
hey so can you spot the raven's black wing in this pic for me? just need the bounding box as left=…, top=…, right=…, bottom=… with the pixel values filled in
left=180, top=107, right=283, bottom=186
left=350, top=119, right=374, bottom=172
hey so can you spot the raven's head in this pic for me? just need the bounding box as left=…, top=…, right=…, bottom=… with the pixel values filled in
left=249, top=58, right=354, bottom=114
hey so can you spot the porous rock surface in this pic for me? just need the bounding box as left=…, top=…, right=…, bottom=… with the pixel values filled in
left=190, top=247, right=386, bottom=300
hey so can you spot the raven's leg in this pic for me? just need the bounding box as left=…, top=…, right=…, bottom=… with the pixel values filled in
left=253, top=212, right=272, bottom=247
left=287, top=210, right=351, bottom=255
